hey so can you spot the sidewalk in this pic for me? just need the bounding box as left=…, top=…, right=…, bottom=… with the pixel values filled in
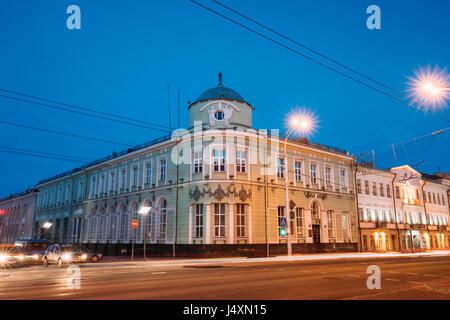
left=99, top=249, right=450, bottom=267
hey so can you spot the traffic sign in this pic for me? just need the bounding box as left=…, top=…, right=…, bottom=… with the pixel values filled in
left=290, top=211, right=295, bottom=220
left=131, top=219, right=139, bottom=229
left=289, top=200, right=296, bottom=211
left=280, top=218, right=287, bottom=227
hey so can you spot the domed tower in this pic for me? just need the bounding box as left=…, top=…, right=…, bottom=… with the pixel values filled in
left=188, top=73, right=253, bottom=130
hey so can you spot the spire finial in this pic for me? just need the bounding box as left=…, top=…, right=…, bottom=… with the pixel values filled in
left=218, top=72, right=223, bottom=86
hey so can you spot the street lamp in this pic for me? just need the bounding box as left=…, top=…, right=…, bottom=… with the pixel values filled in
left=138, top=206, right=151, bottom=261
left=407, top=65, right=449, bottom=110
left=283, top=111, right=316, bottom=257
left=42, top=222, right=52, bottom=241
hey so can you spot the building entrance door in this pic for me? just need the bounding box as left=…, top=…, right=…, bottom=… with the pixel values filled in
left=312, top=224, right=321, bottom=245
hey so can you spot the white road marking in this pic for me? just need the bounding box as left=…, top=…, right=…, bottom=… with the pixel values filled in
left=348, top=275, right=360, bottom=278
left=385, top=278, right=400, bottom=281
left=388, top=271, right=399, bottom=274
left=151, top=272, right=167, bottom=275
left=406, top=272, right=418, bottom=275
left=407, top=281, right=422, bottom=285
left=424, top=274, right=434, bottom=277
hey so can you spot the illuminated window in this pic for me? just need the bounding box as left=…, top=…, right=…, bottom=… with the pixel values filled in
left=159, top=199, right=167, bottom=238
left=214, top=203, right=226, bottom=237
left=194, top=204, right=203, bottom=238
left=296, top=207, right=304, bottom=237
left=236, top=151, right=246, bottom=173
left=236, top=204, right=246, bottom=237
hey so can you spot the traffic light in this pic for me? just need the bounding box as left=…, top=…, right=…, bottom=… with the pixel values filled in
left=279, top=227, right=286, bottom=237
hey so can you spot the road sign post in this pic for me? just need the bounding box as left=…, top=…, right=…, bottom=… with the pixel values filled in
left=131, top=219, right=138, bottom=261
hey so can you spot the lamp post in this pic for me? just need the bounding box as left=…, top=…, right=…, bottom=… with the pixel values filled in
left=42, top=221, right=52, bottom=241
left=138, top=206, right=151, bottom=261
left=283, top=116, right=312, bottom=257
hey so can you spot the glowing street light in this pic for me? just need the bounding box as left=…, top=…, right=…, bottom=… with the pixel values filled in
left=283, top=110, right=318, bottom=257
left=407, top=65, right=450, bottom=110
left=138, top=206, right=151, bottom=261
left=42, top=222, right=52, bottom=229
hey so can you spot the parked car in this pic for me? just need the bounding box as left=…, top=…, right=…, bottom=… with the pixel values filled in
left=43, top=244, right=103, bottom=266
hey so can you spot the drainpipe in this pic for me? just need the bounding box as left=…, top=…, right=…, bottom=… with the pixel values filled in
left=353, top=163, right=362, bottom=252
left=421, top=179, right=429, bottom=250
left=264, top=135, right=269, bottom=257
left=391, top=173, right=401, bottom=252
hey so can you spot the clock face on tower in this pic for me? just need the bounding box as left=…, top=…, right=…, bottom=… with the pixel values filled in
left=200, top=100, right=240, bottom=127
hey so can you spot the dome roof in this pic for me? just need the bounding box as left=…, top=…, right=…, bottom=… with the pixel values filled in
left=193, top=73, right=246, bottom=104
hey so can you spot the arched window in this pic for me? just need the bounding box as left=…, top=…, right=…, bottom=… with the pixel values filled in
left=97, top=207, right=106, bottom=240
left=88, top=208, right=97, bottom=241
left=119, top=204, right=128, bottom=241
left=159, top=199, right=167, bottom=239
left=311, top=202, right=320, bottom=220
left=108, top=206, right=117, bottom=241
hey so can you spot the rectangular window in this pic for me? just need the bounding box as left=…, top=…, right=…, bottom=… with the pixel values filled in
left=100, top=175, right=106, bottom=194
left=236, top=151, right=246, bottom=173
left=327, top=210, right=334, bottom=238
left=396, top=186, right=401, bottom=199
left=90, top=177, right=96, bottom=197
left=214, top=203, right=226, bottom=237
left=433, top=193, right=436, bottom=204
left=325, top=167, right=331, bottom=187
left=342, top=212, right=348, bottom=238
left=65, top=184, right=71, bottom=202
left=310, top=164, right=317, bottom=184
left=357, top=179, right=362, bottom=194
left=145, top=163, right=152, bottom=184
left=236, top=204, right=246, bottom=237
left=193, top=151, right=203, bottom=174
left=386, top=184, right=391, bottom=198
left=379, top=183, right=384, bottom=197
left=120, top=169, right=126, bottom=190
left=213, top=150, right=225, bottom=172
left=397, top=210, right=402, bottom=223
left=366, top=208, right=372, bottom=222
left=131, top=166, right=138, bottom=187
left=428, top=192, right=431, bottom=203
left=109, top=171, right=115, bottom=193
left=365, top=180, right=370, bottom=195
left=339, top=169, right=346, bottom=187
left=277, top=158, right=285, bottom=178
left=194, top=204, right=203, bottom=238
left=295, top=161, right=302, bottom=182
left=159, top=159, right=166, bottom=181
left=295, top=207, right=304, bottom=237
left=78, top=181, right=84, bottom=200
left=372, top=182, right=377, bottom=196
left=277, top=206, right=286, bottom=237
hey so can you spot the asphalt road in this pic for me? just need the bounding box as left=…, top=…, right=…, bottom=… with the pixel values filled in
left=1, top=255, right=449, bottom=299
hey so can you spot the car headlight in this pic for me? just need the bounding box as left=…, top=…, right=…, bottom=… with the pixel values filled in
left=62, top=253, right=72, bottom=261
left=81, top=254, right=87, bottom=260
left=17, top=255, right=24, bottom=260
left=0, top=255, right=10, bottom=262
left=32, top=255, right=39, bottom=259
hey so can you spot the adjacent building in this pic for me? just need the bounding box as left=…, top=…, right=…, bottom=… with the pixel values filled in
left=32, top=76, right=358, bottom=256
left=356, top=164, right=449, bottom=252
left=0, top=189, right=38, bottom=243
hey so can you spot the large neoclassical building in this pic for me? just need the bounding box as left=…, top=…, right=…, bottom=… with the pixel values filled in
left=33, top=75, right=358, bottom=256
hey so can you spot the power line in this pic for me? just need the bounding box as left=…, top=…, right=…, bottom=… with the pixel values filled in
left=0, top=94, right=170, bottom=133
left=0, top=120, right=133, bottom=147
left=212, top=0, right=450, bottom=118
left=0, top=146, right=92, bottom=163
left=0, top=88, right=169, bottom=129
left=190, top=0, right=450, bottom=123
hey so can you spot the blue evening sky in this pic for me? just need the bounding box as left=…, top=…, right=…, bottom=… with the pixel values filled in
left=0, top=0, right=449, bottom=196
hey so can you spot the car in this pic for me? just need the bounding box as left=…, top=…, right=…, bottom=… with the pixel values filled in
left=43, top=244, right=103, bottom=266
left=13, top=240, right=50, bottom=265
left=0, top=245, right=19, bottom=266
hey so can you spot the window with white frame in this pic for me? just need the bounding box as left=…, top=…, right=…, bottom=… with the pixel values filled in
left=194, top=204, right=203, bottom=238
left=65, top=184, right=71, bottom=202
left=58, top=187, right=63, bottom=204
left=132, top=166, right=138, bottom=187
left=193, top=151, right=202, bottom=174
left=295, top=161, right=302, bottom=182
left=310, top=164, right=317, bottom=184
left=159, top=159, right=166, bottom=181
left=90, top=177, right=96, bottom=197
left=397, top=210, right=402, bottom=223
left=100, top=175, right=106, bottom=195
left=325, top=167, right=331, bottom=187
left=119, top=206, right=128, bottom=240
left=339, top=169, right=346, bottom=187
left=159, top=199, right=167, bottom=238
left=327, top=210, right=334, bottom=238
left=366, top=208, right=372, bottom=222
left=277, top=206, right=286, bottom=237
left=213, top=150, right=225, bottom=172
left=145, top=163, right=152, bottom=184
left=214, top=203, right=226, bottom=237
left=78, top=181, right=84, bottom=200
left=342, top=212, right=349, bottom=238
left=120, top=168, right=126, bottom=190
left=277, top=158, right=285, bottom=178
left=109, top=171, right=115, bottom=193
left=386, top=184, right=391, bottom=198
left=295, top=207, right=304, bottom=237
left=108, top=207, right=117, bottom=240
left=236, top=204, right=246, bottom=237
left=236, top=151, right=246, bottom=173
